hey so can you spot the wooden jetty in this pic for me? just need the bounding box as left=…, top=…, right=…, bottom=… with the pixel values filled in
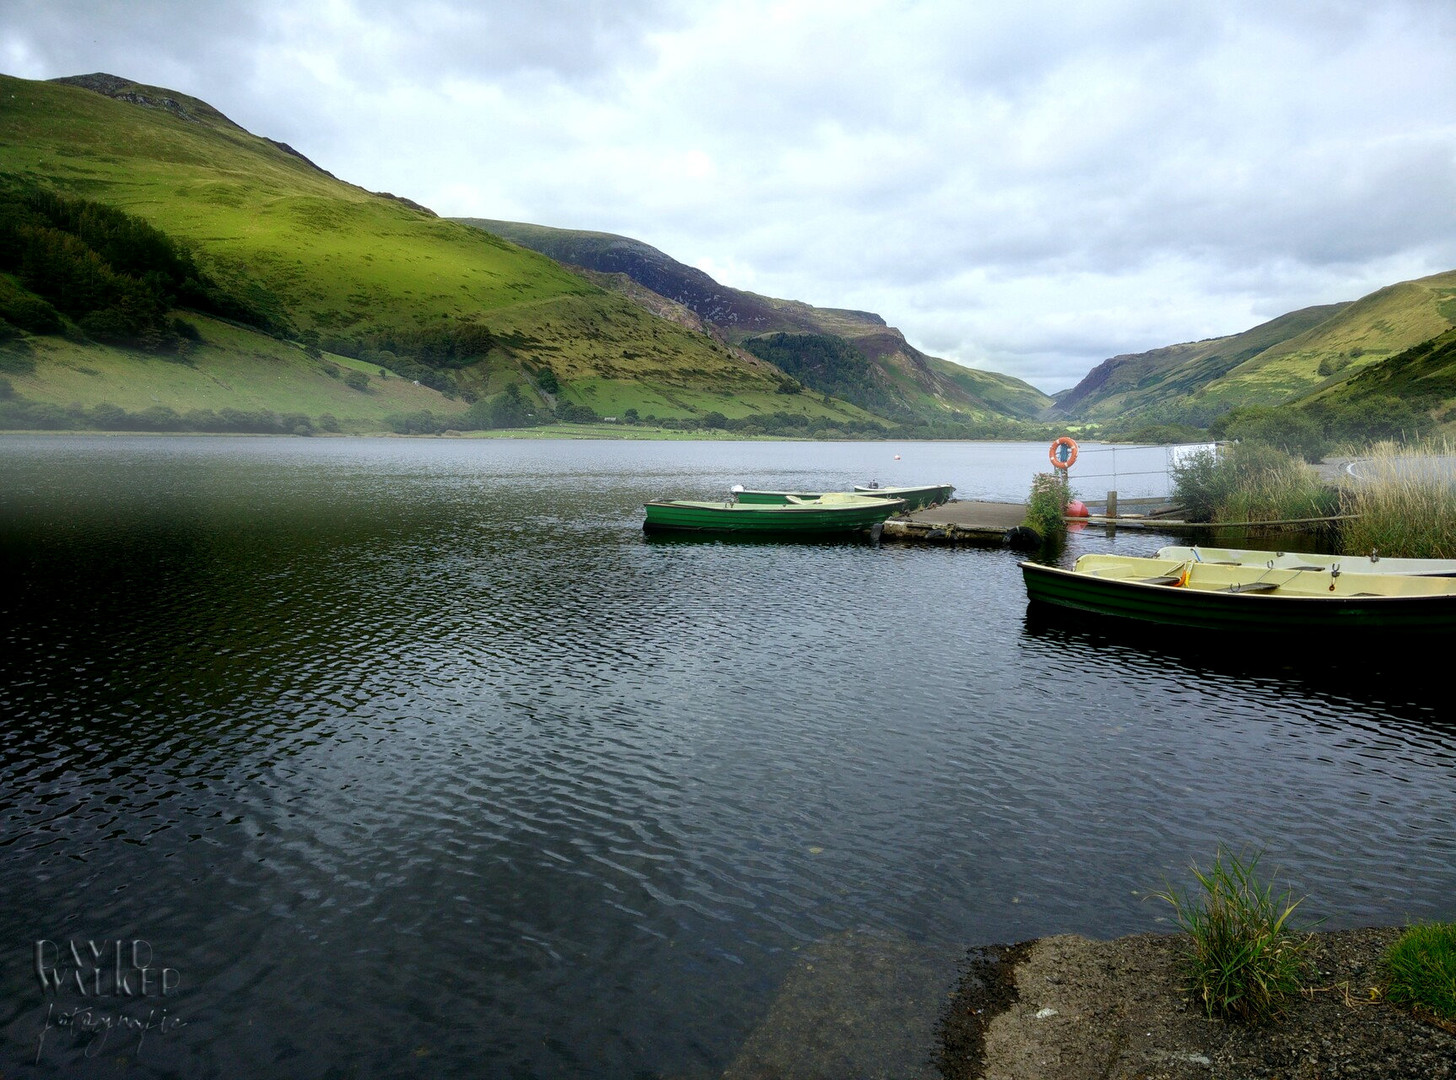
left=883, top=495, right=1347, bottom=547
left=881, top=501, right=1038, bottom=547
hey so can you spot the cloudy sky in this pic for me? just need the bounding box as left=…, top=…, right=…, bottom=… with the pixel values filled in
left=4, top=1, right=1455, bottom=391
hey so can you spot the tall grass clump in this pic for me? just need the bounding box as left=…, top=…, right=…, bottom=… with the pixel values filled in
left=1023, top=472, right=1068, bottom=542
left=1384, top=922, right=1456, bottom=1020
left=1340, top=440, right=1456, bottom=558
left=1154, top=847, right=1312, bottom=1025
left=1172, top=442, right=1333, bottom=524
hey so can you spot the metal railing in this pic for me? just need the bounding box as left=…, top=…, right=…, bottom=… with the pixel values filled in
left=1063, top=442, right=1219, bottom=501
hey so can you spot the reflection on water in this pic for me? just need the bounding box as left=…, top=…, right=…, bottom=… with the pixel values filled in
left=1, top=436, right=1453, bottom=1079
left=1020, top=603, right=1455, bottom=723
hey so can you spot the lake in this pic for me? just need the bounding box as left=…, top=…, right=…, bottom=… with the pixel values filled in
left=1, top=435, right=1452, bottom=1078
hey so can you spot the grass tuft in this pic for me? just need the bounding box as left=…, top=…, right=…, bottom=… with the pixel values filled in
left=1339, top=440, right=1456, bottom=558
left=1154, top=846, right=1312, bottom=1025
left=1384, top=922, right=1456, bottom=1020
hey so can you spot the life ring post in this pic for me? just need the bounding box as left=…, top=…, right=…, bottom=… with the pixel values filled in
left=1049, top=436, right=1078, bottom=470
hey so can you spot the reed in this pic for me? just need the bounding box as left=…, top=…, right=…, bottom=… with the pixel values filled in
left=1339, top=440, right=1456, bottom=558
left=1153, top=846, right=1312, bottom=1025
left=1384, top=922, right=1456, bottom=1020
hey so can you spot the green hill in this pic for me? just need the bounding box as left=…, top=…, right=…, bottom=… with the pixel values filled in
left=1055, top=270, right=1456, bottom=428
left=0, top=72, right=897, bottom=433
left=457, top=219, right=1053, bottom=423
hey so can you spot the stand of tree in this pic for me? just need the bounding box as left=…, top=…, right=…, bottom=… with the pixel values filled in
left=0, top=179, right=286, bottom=348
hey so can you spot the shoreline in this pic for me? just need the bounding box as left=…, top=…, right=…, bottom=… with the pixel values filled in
left=940, top=926, right=1455, bottom=1079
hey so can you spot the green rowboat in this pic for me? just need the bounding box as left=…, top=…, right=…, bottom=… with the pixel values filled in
left=733, top=483, right=953, bottom=512
left=852, top=483, right=955, bottom=511
left=1021, top=553, right=1456, bottom=633
left=643, top=493, right=906, bottom=535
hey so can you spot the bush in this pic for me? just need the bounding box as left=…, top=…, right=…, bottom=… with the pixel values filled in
left=1023, top=472, right=1067, bottom=542
left=1212, top=407, right=1326, bottom=463
left=1172, top=442, right=1332, bottom=524
left=1154, top=847, right=1311, bottom=1025
left=0, top=286, right=63, bottom=334
left=1384, top=922, right=1456, bottom=1020
left=386, top=410, right=448, bottom=435
left=343, top=369, right=369, bottom=392
left=555, top=400, right=599, bottom=424
left=534, top=366, right=560, bottom=394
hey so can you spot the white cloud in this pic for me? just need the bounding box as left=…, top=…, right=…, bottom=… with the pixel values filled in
left=3, top=0, right=1455, bottom=391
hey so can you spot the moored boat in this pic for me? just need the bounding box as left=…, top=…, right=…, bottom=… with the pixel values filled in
left=852, top=483, right=955, bottom=512
left=643, top=492, right=907, bottom=535
left=1021, top=553, right=1456, bottom=633
left=1155, top=544, right=1456, bottom=577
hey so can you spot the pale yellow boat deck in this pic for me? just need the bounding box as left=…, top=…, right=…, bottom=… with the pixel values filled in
left=1073, top=554, right=1456, bottom=598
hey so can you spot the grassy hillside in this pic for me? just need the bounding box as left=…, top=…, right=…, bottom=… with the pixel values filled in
left=1199, top=272, right=1456, bottom=406
left=460, top=218, right=1053, bottom=423
left=0, top=313, right=450, bottom=431
left=0, top=73, right=880, bottom=431
left=1052, top=305, right=1347, bottom=421
left=1057, top=270, right=1456, bottom=428
left=1296, top=326, right=1456, bottom=438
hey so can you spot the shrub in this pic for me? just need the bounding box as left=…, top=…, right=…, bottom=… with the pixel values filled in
left=462, top=384, right=534, bottom=429
left=1023, top=472, right=1067, bottom=542
left=1154, top=847, right=1311, bottom=1025
left=343, top=369, right=369, bottom=392
left=386, top=410, right=447, bottom=435
left=1384, top=922, right=1456, bottom=1020
left=0, top=286, right=63, bottom=334
left=89, top=402, right=127, bottom=428
left=555, top=400, right=599, bottom=424
left=1214, top=406, right=1327, bottom=463
left=1172, top=442, right=1332, bottom=524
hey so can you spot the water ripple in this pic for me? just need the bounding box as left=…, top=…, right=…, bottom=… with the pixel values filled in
left=2, top=437, right=1454, bottom=1078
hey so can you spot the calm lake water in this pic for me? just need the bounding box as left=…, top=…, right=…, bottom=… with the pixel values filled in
left=2, top=435, right=1452, bottom=1078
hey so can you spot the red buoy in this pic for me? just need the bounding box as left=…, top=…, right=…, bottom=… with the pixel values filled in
left=1066, top=499, right=1089, bottom=517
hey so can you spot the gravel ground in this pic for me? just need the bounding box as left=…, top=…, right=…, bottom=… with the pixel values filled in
left=940, top=927, right=1455, bottom=1080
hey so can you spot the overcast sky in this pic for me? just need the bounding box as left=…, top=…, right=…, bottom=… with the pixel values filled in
left=5, top=1, right=1455, bottom=391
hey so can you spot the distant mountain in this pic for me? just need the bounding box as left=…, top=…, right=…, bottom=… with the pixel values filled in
left=458, top=219, right=1052, bottom=422
left=0, top=72, right=930, bottom=434
left=1054, top=271, right=1456, bottom=427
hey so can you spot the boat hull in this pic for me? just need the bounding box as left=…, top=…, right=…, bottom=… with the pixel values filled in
left=643, top=496, right=906, bottom=535
left=1021, top=555, right=1456, bottom=633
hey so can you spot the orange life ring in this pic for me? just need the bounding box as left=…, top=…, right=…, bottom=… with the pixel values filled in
left=1048, top=436, right=1079, bottom=470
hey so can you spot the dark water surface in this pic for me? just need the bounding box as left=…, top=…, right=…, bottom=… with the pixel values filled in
left=2, top=436, right=1452, bottom=1078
